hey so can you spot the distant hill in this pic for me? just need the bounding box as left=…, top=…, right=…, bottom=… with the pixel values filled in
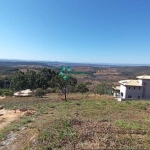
left=45, top=61, right=118, bottom=67
left=0, top=61, right=49, bottom=67
left=0, top=60, right=115, bottom=68
left=0, top=59, right=150, bottom=68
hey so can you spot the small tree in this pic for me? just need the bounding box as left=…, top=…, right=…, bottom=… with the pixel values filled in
left=50, top=75, right=77, bottom=101
left=50, top=66, right=77, bottom=101
left=76, top=83, right=89, bottom=94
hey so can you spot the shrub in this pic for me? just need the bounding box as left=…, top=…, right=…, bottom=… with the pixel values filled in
left=75, top=83, right=89, bottom=94
left=0, top=89, right=13, bottom=96
left=34, top=88, right=45, bottom=97
left=0, top=89, right=2, bottom=96
left=46, top=88, right=54, bottom=93
left=94, top=81, right=113, bottom=95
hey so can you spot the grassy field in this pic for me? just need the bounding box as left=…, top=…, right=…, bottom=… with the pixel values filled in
left=0, top=94, right=150, bottom=149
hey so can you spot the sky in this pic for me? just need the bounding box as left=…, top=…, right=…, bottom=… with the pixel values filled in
left=0, top=0, right=150, bottom=64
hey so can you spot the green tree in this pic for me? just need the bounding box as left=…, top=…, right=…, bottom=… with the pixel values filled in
left=95, top=81, right=113, bottom=95
left=10, top=71, right=26, bottom=91
left=9, top=68, right=56, bottom=91
left=0, top=79, right=3, bottom=88
left=25, top=70, right=37, bottom=90
left=0, top=77, right=11, bottom=89
left=50, top=75, right=77, bottom=101
left=36, top=68, right=56, bottom=89
left=75, top=83, right=89, bottom=94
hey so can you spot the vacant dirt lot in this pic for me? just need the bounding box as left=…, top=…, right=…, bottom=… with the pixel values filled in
left=0, top=94, right=150, bottom=149
left=0, top=109, right=24, bottom=131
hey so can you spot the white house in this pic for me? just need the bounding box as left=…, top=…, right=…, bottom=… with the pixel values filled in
left=113, top=75, right=150, bottom=101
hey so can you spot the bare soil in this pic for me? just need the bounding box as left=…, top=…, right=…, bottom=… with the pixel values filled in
left=0, top=109, right=24, bottom=131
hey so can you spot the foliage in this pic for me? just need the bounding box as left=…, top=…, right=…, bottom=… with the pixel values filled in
left=50, top=75, right=77, bottom=101
left=85, top=82, right=92, bottom=85
left=25, top=70, right=37, bottom=90
left=2, top=90, right=13, bottom=96
left=9, top=68, right=56, bottom=91
left=0, top=77, right=11, bottom=89
left=49, top=66, right=77, bottom=101
left=10, top=71, right=26, bottom=91
left=75, top=83, right=89, bottom=94
left=34, top=88, right=46, bottom=97
left=46, top=88, right=55, bottom=93
left=36, top=68, right=56, bottom=89
left=95, top=81, right=113, bottom=95
left=0, top=66, right=19, bottom=75
left=0, top=89, right=13, bottom=96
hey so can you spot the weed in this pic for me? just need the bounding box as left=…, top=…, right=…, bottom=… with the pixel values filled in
left=76, top=102, right=81, bottom=105
left=50, top=104, right=56, bottom=108
left=1, top=94, right=150, bottom=149
left=19, top=117, right=33, bottom=125
left=115, top=120, right=142, bottom=130
left=37, top=118, right=77, bottom=149
left=140, top=105, right=147, bottom=110
left=126, top=101, right=131, bottom=104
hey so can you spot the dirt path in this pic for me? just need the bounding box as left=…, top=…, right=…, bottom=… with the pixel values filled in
left=0, top=109, right=24, bottom=131
left=0, top=109, right=37, bottom=150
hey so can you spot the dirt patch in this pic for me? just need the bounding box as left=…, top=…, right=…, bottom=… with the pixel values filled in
left=0, top=109, right=24, bottom=131
left=0, top=97, right=5, bottom=100
left=70, top=119, right=147, bottom=149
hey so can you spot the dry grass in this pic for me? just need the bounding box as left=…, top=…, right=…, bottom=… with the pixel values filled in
left=0, top=94, right=150, bottom=149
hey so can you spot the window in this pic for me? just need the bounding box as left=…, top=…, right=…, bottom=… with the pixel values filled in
left=121, top=92, right=123, bottom=97
left=138, top=96, right=140, bottom=99
left=128, top=95, right=132, bottom=98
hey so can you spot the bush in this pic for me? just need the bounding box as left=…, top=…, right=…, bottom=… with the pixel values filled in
left=94, top=81, right=113, bottom=95
left=34, top=88, right=45, bottom=97
left=0, top=90, right=2, bottom=96
left=85, top=82, right=92, bottom=85
left=0, top=89, right=13, bottom=96
left=75, top=83, right=89, bottom=94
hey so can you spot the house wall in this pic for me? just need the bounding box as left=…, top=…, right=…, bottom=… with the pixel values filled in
left=120, top=85, right=126, bottom=99
left=119, top=78, right=150, bottom=101
left=142, top=79, right=150, bottom=99
left=126, top=86, right=143, bottom=99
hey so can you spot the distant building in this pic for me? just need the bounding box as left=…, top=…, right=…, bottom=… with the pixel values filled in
left=14, top=89, right=33, bottom=97
left=113, top=75, right=150, bottom=101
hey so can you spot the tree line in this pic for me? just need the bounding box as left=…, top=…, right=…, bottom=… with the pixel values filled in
left=10, top=68, right=56, bottom=91
left=0, top=67, right=113, bottom=100
left=0, top=68, right=80, bottom=100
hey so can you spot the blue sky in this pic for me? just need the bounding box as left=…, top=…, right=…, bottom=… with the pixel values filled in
left=0, top=0, right=150, bottom=64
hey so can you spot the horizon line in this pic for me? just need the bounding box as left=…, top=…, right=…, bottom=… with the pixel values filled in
left=0, top=58, right=150, bottom=66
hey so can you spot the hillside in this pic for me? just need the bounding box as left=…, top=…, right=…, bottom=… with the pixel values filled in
left=0, top=61, right=49, bottom=67
left=0, top=94, right=150, bottom=149
left=1, top=60, right=150, bottom=91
